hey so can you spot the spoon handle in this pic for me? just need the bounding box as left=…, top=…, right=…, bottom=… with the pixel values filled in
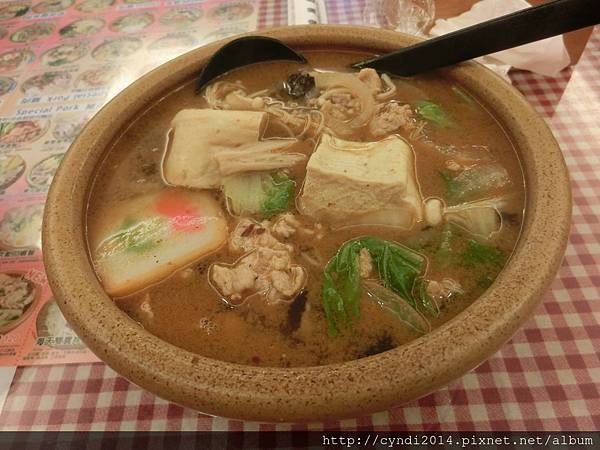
left=353, top=0, right=600, bottom=75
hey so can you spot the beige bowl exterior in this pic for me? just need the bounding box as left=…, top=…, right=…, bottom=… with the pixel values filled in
left=43, top=26, right=571, bottom=422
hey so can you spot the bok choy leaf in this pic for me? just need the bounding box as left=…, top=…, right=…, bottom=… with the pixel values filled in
left=363, top=280, right=430, bottom=335
left=461, top=239, right=506, bottom=269
left=261, top=172, right=296, bottom=218
left=415, top=100, right=454, bottom=128
left=440, top=164, right=510, bottom=204
left=322, top=237, right=426, bottom=336
left=444, top=199, right=505, bottom=241
left=462, top=239, right=507, bottom=289
left=223, top=171, right=295, bottom=219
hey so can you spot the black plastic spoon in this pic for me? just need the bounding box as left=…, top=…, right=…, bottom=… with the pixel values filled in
left=196, top=36, right=306, bottom=92
left=196, top=0, right=600, bottom=91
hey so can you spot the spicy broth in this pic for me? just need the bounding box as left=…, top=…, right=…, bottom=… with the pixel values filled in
left=87, top=51, right=525, bottom=367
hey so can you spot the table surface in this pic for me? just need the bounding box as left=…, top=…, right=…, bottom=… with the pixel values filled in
left=1, top=0, right=599, bottom=431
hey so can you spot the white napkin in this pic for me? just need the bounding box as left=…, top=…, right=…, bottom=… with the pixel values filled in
left=430, top=0, right=571, bottom=78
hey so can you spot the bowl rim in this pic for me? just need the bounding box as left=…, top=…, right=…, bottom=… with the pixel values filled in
left=42, top=25, right=571, bottom=422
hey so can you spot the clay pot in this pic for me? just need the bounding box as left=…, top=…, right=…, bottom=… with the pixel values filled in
left=43, top=26, right=571, bottom=422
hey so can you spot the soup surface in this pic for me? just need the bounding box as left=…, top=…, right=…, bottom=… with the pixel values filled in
left=87, top=51, right=525, bottom=367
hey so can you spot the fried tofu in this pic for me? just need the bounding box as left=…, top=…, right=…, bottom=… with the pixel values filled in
left=299, top=134, right=423, bottom=228
left=163, top=109, right=301, bottom=189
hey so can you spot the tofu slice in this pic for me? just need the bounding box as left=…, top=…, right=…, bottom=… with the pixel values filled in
left=299, top=134, right=423, bottom=228
left=164, top=109, right=264, bottom=189
left=163, top=109, right=300, bottom=189
left=88, top=189, right=227, bottom=297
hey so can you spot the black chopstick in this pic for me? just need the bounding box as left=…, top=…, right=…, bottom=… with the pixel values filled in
left=353, top=0, right=600, bottom=76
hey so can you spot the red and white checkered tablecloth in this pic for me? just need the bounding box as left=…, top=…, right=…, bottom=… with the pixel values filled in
left=1, top=0, right=599, bottom=431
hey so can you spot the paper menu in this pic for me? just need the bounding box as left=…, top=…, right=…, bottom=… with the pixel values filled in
left=0, top=0, right=260, bottom=367
left=287, top=0, right=328, bottom=25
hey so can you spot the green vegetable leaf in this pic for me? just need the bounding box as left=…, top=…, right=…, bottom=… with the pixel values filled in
left=116, top=217, right=159, bottom=253
left=477, top=273, right=495, bottom=289
left=460, top=239, right=507, bottom=291
left=261, top=172, right=295, bottom=219
left=322, top=240, right=362, bottom=335
left=415, top=100, right=454, bottom=128
left=223, top=171, right=295, bottom=219
left=440, top=171, right=461, bottom=204
left=436, top=223, right=456, bottom=268
left=97, top=217, right=167, bottom=257
left=461, top=239, right=506, bottom=269
left=440, top=164, right=510, bottom=205
left=322, top=237, right=425, bottom=336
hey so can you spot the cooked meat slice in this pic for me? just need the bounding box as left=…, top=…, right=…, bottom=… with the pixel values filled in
left=210, top=257, right=262, bottom=303
left=369, top=102, right=415, bottom=138
left=271, top=213, right=324, bottom=239
left=271, top=213, right=301, bottom=238
left=253, top=247, right=291, bottom=272
left=210, top=247, right=307, bottom=304
left=229, top=218, right=292, bottom=254
left=268, top=267, right=306, bottom=302
left=213, top=217, right=308, bottom=304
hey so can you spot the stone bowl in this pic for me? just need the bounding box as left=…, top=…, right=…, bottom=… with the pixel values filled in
left=42, top=25, right=571, bottom=422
